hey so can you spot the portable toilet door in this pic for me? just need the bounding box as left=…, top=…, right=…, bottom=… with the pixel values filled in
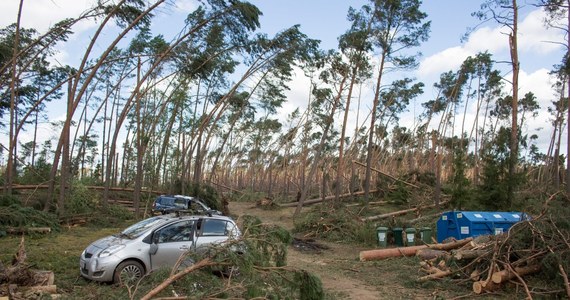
left=436, top=211, right=465, bottom=242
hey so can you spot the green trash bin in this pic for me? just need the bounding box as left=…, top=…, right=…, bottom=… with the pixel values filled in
left=392, top=227, right=404, bottom=247
left=376, top=226, right=389, bottom=247
left=420, top=227, right=432, bottom=244
left=405, top=228, right=416, bottom=246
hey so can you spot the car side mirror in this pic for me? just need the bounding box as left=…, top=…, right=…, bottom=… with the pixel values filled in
left=149, top=243, right=158, bottom=255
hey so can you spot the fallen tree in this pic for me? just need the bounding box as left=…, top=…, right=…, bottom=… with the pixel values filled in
left=407, top=194, right=570, bottom=298
left=359, top=238, right=472, bottom=261
left=280, top=190, right=379, bottom=207
left=361, top=200, right=449, bottom=222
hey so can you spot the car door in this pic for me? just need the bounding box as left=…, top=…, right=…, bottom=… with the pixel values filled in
left=194, top=219, right=235, bottom=253
left=150, top=220, right=195, bottom=270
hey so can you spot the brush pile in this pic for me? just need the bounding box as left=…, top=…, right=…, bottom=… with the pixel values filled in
left=417, top=205, right=570, bottom=298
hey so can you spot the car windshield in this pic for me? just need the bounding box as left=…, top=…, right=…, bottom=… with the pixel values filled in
left=118, top=217, right=167, bottom=239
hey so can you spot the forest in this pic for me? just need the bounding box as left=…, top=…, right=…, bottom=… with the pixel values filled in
left=0, top=0, right=570, bottom=298
left=0, top=0, right=567, bottom=214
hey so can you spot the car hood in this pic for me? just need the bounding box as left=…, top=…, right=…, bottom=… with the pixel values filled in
left=86, top=235, right=131, bottom=253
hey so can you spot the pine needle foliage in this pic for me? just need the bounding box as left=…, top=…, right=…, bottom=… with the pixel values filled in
left=294, top=207, right=377, bottom=245
left=0, top=204, right=60, bottom=231
left=140, top=215, right=324, bottom=299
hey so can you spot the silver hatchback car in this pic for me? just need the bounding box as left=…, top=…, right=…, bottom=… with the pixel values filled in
left=80, top=214, right=240, bottom=284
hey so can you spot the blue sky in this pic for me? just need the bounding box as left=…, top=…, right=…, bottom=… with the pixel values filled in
left=0, top=0, right=567, bottom=156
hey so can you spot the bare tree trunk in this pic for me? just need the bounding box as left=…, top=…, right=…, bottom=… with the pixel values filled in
left=295, top=76, right=347, bottom=216
left=6, top=0, right=25, bottom=196
left=58, top=78, right=73, bottom=215
left=365, top=53, right=387, bottom=201
left=133, top=57, right=143, bottom=216
left=567, top=4, right=570, bottom=195
left=555, top=107, right=564, bottom=189
left=32, top=109, right=38, bottom=168
left=336, top=68, right=358, bottom=202
left=508, top=0, right=519, bottom=204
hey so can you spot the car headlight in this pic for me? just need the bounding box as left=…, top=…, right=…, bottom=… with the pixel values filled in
left=98, top=244, right=125, bottom=258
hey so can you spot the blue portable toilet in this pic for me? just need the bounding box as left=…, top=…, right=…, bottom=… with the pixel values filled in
left=436, top=211, right=526, bottom=243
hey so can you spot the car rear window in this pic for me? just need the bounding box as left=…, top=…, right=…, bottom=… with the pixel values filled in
left=174, top=198, right=187, bottom=208
left=157, top=196, right=175, bottom=205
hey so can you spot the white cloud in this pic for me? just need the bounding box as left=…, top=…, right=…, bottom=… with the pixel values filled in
left=464, top=26, right=506, bottom=54
left=418, top=46, right=471, bottom=77
left=519, top=9, right=564, bottom=54
left=0, top=0, right=96, bottom=33
left=419, top=8, right=564, bottom=78
left=174, top=0, right=198, bottom=13
left=519, top=68, right=556, bottom=106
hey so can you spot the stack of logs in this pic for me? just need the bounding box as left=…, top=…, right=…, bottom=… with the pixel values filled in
left=360, top=235, right=545, bottom=296
left=0, top=236, right=58, bottom=299
left=417, top=236, right=542, bottom=294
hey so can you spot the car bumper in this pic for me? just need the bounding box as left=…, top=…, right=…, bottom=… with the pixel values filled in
left=80, top=255, right=120, bottom=282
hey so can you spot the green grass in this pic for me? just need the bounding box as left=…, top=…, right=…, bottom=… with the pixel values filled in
left=0, top=225, right=134, bottom=299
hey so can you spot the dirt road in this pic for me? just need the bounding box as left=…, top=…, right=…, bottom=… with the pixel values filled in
left=228, top=201, right=435, bottom=300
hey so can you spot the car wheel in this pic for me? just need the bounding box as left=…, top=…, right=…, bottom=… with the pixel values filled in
left=113, top=260, right=144, bottom=285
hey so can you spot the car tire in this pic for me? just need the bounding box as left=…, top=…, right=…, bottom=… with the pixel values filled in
left=113, top=260, right=144, bottom=285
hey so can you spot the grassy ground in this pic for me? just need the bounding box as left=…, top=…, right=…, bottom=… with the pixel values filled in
left=0, top=201, right=547, bottom=299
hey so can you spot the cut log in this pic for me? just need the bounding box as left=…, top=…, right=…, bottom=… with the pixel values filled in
left=470, top=269, right=481, bottom=281
left=452, top=249, right=489, bottom=260
left=360, top=245, right=428, bottom=261
left=473, top=279, right=499, bottom=294
left=491, top=264, right=541, bottom=284
left=416, top=249, right=450, bottom=261
left=360, top=237, right=472, bottom=261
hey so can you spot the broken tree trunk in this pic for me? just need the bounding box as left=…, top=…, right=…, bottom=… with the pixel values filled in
left=361, top=200, right=449, bottom=222
left=408, top=212, right=443, bottom=224
left=359, top=238, right=472, bottom=261
left=353, top=160, right=419, bottom=188
left=280, top=190, right=378, bottom=207
left=140, top=258, right=216, bottom=300
left=491, top=264, right=541, bottom=284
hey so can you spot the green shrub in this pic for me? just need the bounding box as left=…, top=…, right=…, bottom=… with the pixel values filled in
left=0, top=195, right=20, bottom=207
left=0, top=204, right=60, bottom=231
left=294, top=207, right=377, bottom=245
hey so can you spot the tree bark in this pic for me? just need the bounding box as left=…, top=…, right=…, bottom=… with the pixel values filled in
left=5, top=0, right=25, bottom=196
left=295, top=76, right=347, bottom=217
left=508, top=0, right=519, bottom=205
left=365, top=53, right=386, bottom=201
left=490, top=264, right=541, bottom=284
left=359, top=237, right=472, bottom=261
left=140, top=258, right=215, bottom=300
